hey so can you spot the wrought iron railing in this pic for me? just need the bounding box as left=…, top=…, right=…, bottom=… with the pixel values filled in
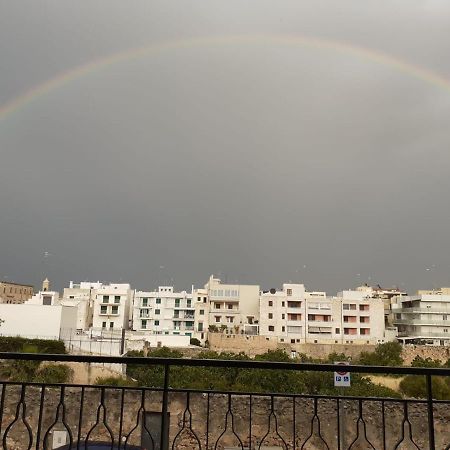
left=0, top=352, right=449, bottom=449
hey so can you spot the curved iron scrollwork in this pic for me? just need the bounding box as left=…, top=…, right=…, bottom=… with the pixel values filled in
left=84, top=387, right=115, bottom=448
left=2, top=385, right=33, bottom=450
left=393, top=402, right=421, bottom=450
left=300, top=397, right=330, bottom=450
left=214, top=394, right=245, bottom=450
left=171, top=392, right=202, bottom=450
left=42, top=385, right=74, bottom=449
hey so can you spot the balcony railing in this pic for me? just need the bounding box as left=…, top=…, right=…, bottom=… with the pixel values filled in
left=0, top=353, right=449, bottom=449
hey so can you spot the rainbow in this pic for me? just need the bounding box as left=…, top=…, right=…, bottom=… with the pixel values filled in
left=1, top=33, right=450, bottom=122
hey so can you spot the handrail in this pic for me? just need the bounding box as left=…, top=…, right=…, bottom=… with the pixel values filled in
left=1, top=352, right=450, bottom=376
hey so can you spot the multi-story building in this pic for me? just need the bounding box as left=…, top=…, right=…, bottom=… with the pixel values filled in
left=393, top=292, right=450, bottom=346
left=92, top=283, right=134, bottom=330
left=260, top=283, right=389, bottom=345
left=351, top=285, right=407, bottom=326
left=61, top=281, right=103, bottom=330
left=204, top=275, right=259, bottom=335
left=0, top=281, right=34, bottom=304
left=193, top=288, right=209, bottom=342
left=133, top=286, right=194, bottom=337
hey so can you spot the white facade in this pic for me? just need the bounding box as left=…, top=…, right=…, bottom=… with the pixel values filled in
left=92, top=284, right=134, bottom=330
left=260, top=284, right=388, bottom=344
left=26, top=290, right=60, bottom=306
left=0, top=304, right=77, bottom=340
left=393, top=294, right=450, bottom=345
left=61, top=281, right=103, bottom=330
left=193, top=288, right=209, bottom=342
left=132, top=286, right=194, bottom=337
left=206, top=275, right=260, bottom=334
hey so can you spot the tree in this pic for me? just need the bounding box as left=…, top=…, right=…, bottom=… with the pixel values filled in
left=400, top=375, right=450, bottom=400
left=358, top=342, right=403, bottom=366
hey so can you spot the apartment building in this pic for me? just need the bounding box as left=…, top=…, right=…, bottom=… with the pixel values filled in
left=0, top=281, right=34, bottom=304
left=133, top=286, right=194, bottom=337
left=260, top=284, right=389, bottom=344
left=92, top=283, right=134, bottom=330
left=393, top=292, right=450, bottom=346
left=61, top=281, right=103, bottom=330
left=193, top=288, right=209, bottom=342
left=203, top=275, right=259, bottom=336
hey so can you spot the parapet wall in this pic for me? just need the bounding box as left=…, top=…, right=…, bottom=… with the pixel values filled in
left=207, top=333, right=376, bottom=359
left=207, top=333, right=450, bottom=362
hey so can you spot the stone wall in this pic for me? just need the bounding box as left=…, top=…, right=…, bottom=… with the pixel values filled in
left=1, top=385, right=449, bottom=449
left=208, top=333, right=450, bottom=364
left=401, top=344, right=450, bottom=365
left=207, top=334, right=376, bottom=359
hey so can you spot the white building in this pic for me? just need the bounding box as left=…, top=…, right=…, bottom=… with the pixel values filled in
left=61, top=281, right=103, bottom=330
left=393, top=292, right=450, bottom=346
left=26, top=290, right=60, bottom=306
left=193, top=275, right=260, bottom=343
left=260, top=284, right=389, bottom=345
left=193, top=288, right=209, bottom=342
left=92, top=283, right=134, bottom=330
left=132, top=286, right=194, bottom=337
left=0, top=303, right=77, bottom=340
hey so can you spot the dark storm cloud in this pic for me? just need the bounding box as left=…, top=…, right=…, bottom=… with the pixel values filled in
left=1, top=0, right=450, bottom=294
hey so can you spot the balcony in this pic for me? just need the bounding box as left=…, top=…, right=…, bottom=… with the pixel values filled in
left=394, top=319, right=450, bottom=326
left=0, top=353, right=449, bottom=449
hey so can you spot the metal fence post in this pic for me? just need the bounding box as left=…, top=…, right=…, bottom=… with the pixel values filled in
left=426, top=374, right=435, bottom=450
left=160, top=364, right=170, bottom=450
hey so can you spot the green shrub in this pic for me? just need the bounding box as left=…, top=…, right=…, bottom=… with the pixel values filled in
left=94, top=376, right=137, bottom=387
left=358, top=342, right=403, bottom=367
left=34, top=364, right=73, bottom=383
left=400, top=375, right=450, bottom=400
left=410, top=356, right=442, bottom=368
left=0, top=336, right=66, bottom=354
left=189, top=338, right=201, bottom=346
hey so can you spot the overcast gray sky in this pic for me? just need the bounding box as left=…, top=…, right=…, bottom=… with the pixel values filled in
left=1, top=1, right=450, bottom=294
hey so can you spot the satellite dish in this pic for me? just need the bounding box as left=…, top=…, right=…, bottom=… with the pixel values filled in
left=270, top=288, right=276, bottom=295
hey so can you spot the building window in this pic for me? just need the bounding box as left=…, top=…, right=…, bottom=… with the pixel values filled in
left=282, top=301, right=285, bottom=307
left=142, top=298, right=148, bottom=307
left=109, top=322, right=114, bottom=329
left=287, top=289, right=292, bottom=296
left=156, top=298, right=162, bottom=304
left=444, top=315, right=448, bottom=320
left=198, top=322, right=203, bottom=331
left=187, top=299, right=192, bottom=307
left=102, top=321, right=107, bottom=328
left=102, top=295, right=109, bottom=303
left=200, top=309, right=204, bottom=315
left=268, top=313, right=273, bottom=319
left=215, top=316, right=221, bottom=323
left=335, top=328, right=340, bottom=334
left=268, top=301, right=273, bottom=307
left=215, top=303, right=221, bottom=309
left=114, top=296, right=120, bottom=303
left=100, top=306, right=107, bottom=314
left=268, top=326, right=275, bottom=332
left=282, top=314, right=285, bottom=319
left=174, top=299, right=180, bottom=307
left=360, top=316, right=370, bottom=323
left=359, top=304, right=369, bottom=311
left=282, top=326, right=285, bottom=332
left=228, top=304, right=233, bottom=310
left=111, top=306, right=119, bottom=315
left=155, top=320, right=160, bottom=326
left=155, top=309, right=160, bottom=315
left=141, top=320, right=147, bottom=329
